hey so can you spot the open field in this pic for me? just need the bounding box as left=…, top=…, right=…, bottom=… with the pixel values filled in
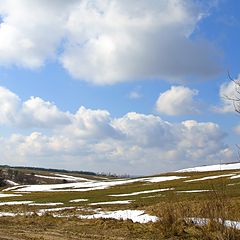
left=1, top=163, right=240, bottom=239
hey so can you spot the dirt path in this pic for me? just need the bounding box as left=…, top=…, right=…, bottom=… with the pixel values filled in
left=0, top=228, right=133, bottom=240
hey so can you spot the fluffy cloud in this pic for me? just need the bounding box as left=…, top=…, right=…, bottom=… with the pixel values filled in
left=214, top=76, right=240, bottom=113
left=0, top=0, right=221, bottom=84
left=0, top=86, right=20, bottom=124
left=0, top=0, right=76, bottom=68
left=61, top=106, right=120, bottom=140
left=0, top=86, right=233, bottom=174
left=0, top=87, right=70, bottom=128
left=156, top=86, right=200, bottom=115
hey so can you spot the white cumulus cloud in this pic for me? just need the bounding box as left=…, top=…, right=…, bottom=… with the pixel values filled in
left=0, top=0, right=221, bottom=84
left=156, top=86, right=200, bottom=115
left=0, top=86, right=233, bottom=175
left=0, top=87, right=71, bottom=128
left=0, top=86, right=20, bottom=125
left=213, top=75, right=240, bottom=113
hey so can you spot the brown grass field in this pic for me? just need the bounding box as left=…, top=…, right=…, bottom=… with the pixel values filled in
left=0, top=167, right=240, bottom=239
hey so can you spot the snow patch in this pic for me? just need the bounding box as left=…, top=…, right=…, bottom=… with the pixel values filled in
left=190, top=217, right=240, bottom=230
left=0, top=209, right=158, bottom=223
left=109, top=188, right=174, bottom=197
left=69, top=199, right=88, bottom=203
left=29, top=202, right=63, bottom=206
left=146, top=176, right=186, bottom=183
left=177, top=163, right=240, bottom=172
left=38, top=207, right=75, bottom=215
left=89, top=200, right=132, bottom=205
left=0, top=193, right=22, bottom=198
left=230, top=174, right=240, bottom=179
left=75, top=209, right=158, bottom=223
left=185, top=174, right=234, bottom=182
left=54, top=174, right=91, bottom=181
left=3, top=185, right=24, bottom=192
left=5, top=180, right=19, bottom=186
left=177, top=190, right=211, bottom=193
left=0, top=201, right=33, bottom=206
left=10, top=176, right=185, bottom=192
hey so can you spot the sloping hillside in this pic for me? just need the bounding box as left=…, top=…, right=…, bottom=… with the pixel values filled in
left=0, top=163, right=240, bottom=239
left=0, top=165, right=117, bottom=187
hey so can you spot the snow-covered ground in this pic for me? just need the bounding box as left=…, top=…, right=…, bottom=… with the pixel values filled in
left=28, top=202, right=63, bottom=206
left=0, top=208, right=158, bottom=223
left=1, top=207, right=240, bottom=228
left=74, top=210, right=158, bottom=223
left=69, top=199, right=88, bottom=203
left=38, top=206, right=75, bottom=215
left=34, top=173, right=90, bottom=182
left=54, top=173, right=91, bottom=182
left=144, top=176, right=187, bottom=183
left=89, top=200, right=133, bottom=205
left=177, top=190, right=211, bottom=193
left=190, top=217, right=240, bottom=230
left=185, top=174, right=234, bottom=182
left=0, top=201, right=33, bottom=206
left=109, top=188, right=174, bottom=197
left=230, top=174, right=240, bottom=179
left=4, top=180, right=19, bottom=186
left=0, top=193, right=22, bottom=198
left=3, top=175, right=184, bottom=192
left=177, top=163, right=240, bottom=172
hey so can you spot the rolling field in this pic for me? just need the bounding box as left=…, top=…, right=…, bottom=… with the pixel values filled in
left=1, top=163, right=240, bottom=239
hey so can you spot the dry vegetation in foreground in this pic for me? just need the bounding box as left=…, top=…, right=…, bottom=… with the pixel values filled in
left=0, top=190, right=240, bottom=239
left=1, top=168, right=240, bottom=239
left=150, top=190, right=240, bottom=239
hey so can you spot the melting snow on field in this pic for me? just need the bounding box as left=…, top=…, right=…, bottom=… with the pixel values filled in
left=34, top=174, right=71, bottom=180
left=177, top=163, right=240, bottom=172
left=0, top=208, right=158, bottom=223
left=0, top=212, right=22, bottom=217
left=34, top=173, right=90, bottom=182
left=54, top=174, right=91, bottom=182
left=145, top=176, right=186, bottom=182
left=0, top=193, right=22, bottom=198
left=0, top=201, right=33, bottom=206
left=4, top=176, right=184, bottom=192
left=38, top=207, right=76, bottom=215
left=185, top=174, right=234, bottom=182
left=230, top=174, right=240, bottom=179
left=69, top=199, right=88, bottom=203
left=5, top=180, right=19, bottom=186
left=28, top=202, right=63, bottom=206
left=75, top=209, right=158, bottom=223
left=141, top=195, right=158, bottom=199
left=177, top=190, right=211, bottom=193
left=109, top=188, right=174, bottom=197
left=89, top=200, right=133, bottom=205
left=190, top=217, right=240, bottom=230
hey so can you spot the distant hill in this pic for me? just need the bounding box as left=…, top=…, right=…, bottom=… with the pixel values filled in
left=0, top=165, right=124, bottom=187
left=176, top=162, right=240, bottom=172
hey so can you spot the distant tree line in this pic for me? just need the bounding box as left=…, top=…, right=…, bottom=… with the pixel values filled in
left=0, top=168, right=37, bottom=185
left=0, top=165, right=130, bottom=179
left=0, top=165, right=97, bottom=176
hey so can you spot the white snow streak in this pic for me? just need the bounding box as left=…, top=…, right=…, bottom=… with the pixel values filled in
left=177, top=163, right=240, bottom=172
left=185, top=174, right=234, bottom=182
left=0, top=193, right=22, bottom=198
left=69, top=199, right=88, bottom=203
left=9, top=176, right=184, bottom=192
left=89, top=200, right=132, bottom=205
left=0, top=201, right=33, bottom=206
left=109, top=188, right=174, bottom=197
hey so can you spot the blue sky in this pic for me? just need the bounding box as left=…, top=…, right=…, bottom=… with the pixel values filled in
left=0, top=0, right=239, bottom=175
